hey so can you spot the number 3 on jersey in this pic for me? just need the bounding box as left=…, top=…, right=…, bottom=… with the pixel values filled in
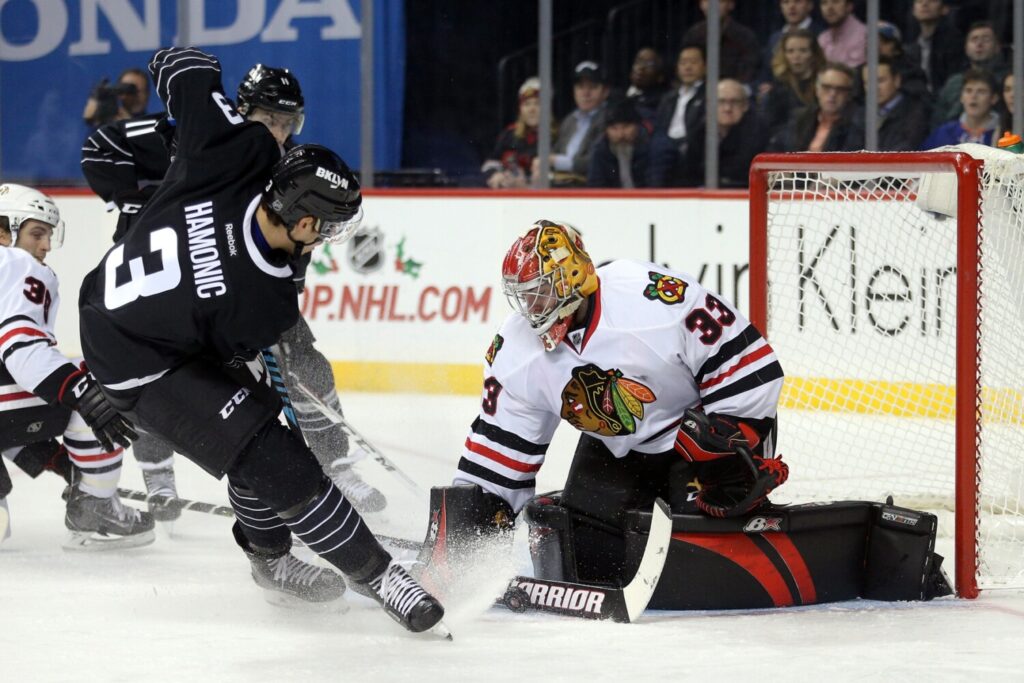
left=482, top=377, right=503, bottom=415
left=104, top=227, right=182, bottom=310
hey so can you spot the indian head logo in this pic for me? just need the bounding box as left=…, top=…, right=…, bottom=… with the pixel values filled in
left=485, top=334, right=504, bottom=366
left=643, top=271, right=687, bottom=305
left=560, top=363, right=656, bottom=437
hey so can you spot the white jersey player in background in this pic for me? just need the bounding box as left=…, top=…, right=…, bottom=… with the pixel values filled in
left=0, top=184, right=152, bottom=548
left=423, top=221, right=789, bottom=581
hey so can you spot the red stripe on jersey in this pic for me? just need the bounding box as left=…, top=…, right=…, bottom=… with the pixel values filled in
left=699, top=344, right=775, bottom=390
left=0, top=326, right=48, bottom=347
left=465, top=437, right=542, bottom=473
left=672, top=532, right=795, bottom=607
left=0, top=390, right=37, bottom=403
left=763, top=533, right=817, bottom=604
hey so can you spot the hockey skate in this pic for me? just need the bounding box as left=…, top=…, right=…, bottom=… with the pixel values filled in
left=142, top=466, right=182, bottom=523
left=353, top=560, right=449, bottom=637
left=330, top=464, right=387, bottom=514
left=246, top=549, right=349, bottom=610
left=63, top=485, right=155, bottom=551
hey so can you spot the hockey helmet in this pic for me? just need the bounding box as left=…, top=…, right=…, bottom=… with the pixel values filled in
left=0, top=183, right=64, bottom=249
left=502, top=220, right=597, bottom=351
left=264, top=144, right=363, bottom=246
left=236, top=64, right=305, bottom=134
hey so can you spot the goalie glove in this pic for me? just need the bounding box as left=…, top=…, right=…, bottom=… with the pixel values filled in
left=58, top=366, right=138, bottom=452
left=674, top=409, right=788, bottom=518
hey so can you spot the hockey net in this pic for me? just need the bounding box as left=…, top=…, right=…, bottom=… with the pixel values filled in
left=749, top=147, right=1024, bottom=597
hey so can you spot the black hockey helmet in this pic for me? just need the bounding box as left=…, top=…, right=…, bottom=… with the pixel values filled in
left=264, top=144, right=363, bottom=246
left=236, top=64, right=305, bottom=133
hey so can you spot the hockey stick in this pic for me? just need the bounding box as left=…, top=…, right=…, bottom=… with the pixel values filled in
left=261, top=348, right=301, bottom=436
left=496, top=498, right=672, bottom=623
left=116, top=487, right=421, bottom=550
left=285, top=371, right=422, bottom=495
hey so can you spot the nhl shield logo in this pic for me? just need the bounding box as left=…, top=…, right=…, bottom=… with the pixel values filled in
left=348, top=225, right=385, bottom=274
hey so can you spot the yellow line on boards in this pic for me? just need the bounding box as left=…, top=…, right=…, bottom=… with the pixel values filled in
left=330, top=361, right=482, bottom=395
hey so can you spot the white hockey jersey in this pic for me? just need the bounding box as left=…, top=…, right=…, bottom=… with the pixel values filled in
left=454, top=260, right=784, bottom=512
left=0, top=247, right=77, bottom=411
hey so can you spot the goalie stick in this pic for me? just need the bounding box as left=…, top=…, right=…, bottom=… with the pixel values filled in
left=285, top=372, right=422, bottom=495
left=496, top=498, right=672, bottom=623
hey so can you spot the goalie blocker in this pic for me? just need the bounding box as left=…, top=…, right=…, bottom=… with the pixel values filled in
left=523, top=493, right=952, bottom=609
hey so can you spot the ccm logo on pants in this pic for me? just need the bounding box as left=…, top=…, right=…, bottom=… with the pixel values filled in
left=220, top=388, right=252, bottom=419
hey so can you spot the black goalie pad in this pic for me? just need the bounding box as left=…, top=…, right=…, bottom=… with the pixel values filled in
left=524, top=492, right=953, bottom=610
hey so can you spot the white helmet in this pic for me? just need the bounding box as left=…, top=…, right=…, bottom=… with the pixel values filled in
left=0, top=183, right=65, bottom=248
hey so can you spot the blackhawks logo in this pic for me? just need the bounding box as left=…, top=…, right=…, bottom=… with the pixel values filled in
left=560, top=363, right=656, bottom=437
left=643, top=271, right=687, bottom=304
left=485, top=334, right=504, bottom=366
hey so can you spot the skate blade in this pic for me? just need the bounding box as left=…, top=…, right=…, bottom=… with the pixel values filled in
left=157, top=520, right=177, bottom=539
left=429, top=621, right=454, bottom=641
left=260, top=589, right=350, bottom=614
left=62, top=528, right=156, bottom=551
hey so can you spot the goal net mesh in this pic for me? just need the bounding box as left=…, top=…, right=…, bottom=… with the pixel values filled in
left=759, top=150, right=1024, bottom=590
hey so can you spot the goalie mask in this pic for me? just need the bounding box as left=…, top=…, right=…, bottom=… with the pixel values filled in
left=236, top=64, right=305, bottom=136
left=0, top=183, right=65, bottom=249
left=264, top=144, right=363, bottom=258
left=502, top=221, right=597, bottom=351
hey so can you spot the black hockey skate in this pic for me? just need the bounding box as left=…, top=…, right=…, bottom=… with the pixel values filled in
left=354, top=561, right=448, bottom=636
left=64, top=485, right=155, bottom=551
left=246, top=549, right=348, bottom=608
left=141, top=466, right=182, bottom=522
left=330, top=464, right=387, bottom=514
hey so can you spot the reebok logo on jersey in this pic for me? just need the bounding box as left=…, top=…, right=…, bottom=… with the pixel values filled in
left=511, top=579, right=607, bottom=615
left=316, top=166, right=348, bottom=190
left=643, top=271, right=687, bottom=305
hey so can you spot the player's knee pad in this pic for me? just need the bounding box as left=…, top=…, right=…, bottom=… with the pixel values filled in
left=228, top=419, right=324, bottom=512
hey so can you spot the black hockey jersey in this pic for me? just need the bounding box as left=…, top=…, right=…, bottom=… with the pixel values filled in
left=79, top=48, right=298, bottom=391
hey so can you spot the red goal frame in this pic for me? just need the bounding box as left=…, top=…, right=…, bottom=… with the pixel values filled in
left=748, top=152, right=984, bottom=598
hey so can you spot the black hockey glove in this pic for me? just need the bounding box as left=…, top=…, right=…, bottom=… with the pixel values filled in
left=674, top=409, right=788, bottom=518
left=59, top=367, right=138, bottom=452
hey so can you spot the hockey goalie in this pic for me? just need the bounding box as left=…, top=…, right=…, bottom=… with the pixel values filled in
left=418, top=220, right=951, bottom=614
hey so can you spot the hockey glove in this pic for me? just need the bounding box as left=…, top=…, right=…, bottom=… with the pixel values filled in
left=59, top=366, right=138, bottom=452
left=674, top=409, right=788, bottom=518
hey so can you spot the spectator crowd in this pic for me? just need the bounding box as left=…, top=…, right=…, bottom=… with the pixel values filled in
left=481, top=0, right=1020, bottom=189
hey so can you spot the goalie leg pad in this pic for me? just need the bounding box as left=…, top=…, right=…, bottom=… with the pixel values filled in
left=863, top=503, right=952, bottom=601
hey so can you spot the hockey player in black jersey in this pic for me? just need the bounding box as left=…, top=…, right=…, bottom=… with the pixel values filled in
left=79, top=48, right=444, bottom=635
left=80, top=62, right=386, bottom=522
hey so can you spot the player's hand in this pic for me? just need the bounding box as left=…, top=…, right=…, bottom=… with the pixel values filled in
left=60, top=368, right=138, bottom=452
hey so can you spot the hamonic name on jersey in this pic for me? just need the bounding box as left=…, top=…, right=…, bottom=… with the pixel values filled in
left=184, top=200, right=226, bottom=299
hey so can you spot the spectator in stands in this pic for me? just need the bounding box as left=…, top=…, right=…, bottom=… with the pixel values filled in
left=482, top=77, right=555, bottom=189
left=761, top=0, right=826, bottom=86
left=82, top=67, right=150, bottom=129
left=817, top=0, right=867, bottom=68
left=922, top=68, right=1002, bottom=148
left=587, top=99, right=650, bottom=189
left=864, top=57, right=931, bottom=151
left=682, top=79, right=767, bottom=189
left=626, top=48, right=669, bottom=132
left=877, top=21, right=929, bottom=102
left=760, top=29, right=827, bottom=138
left=769, top=61, right=865, bottom=152
left=681, top=0, right=761, bottom=84
left=1001, top=72, right=1015, bottom=134
left=931, top=21, right=1008, bottom=128
left=532, top=61, right=609, bottom=187
left=649, top=44, right=707, bottom=187
left=904, top=0, right=965, bottom=93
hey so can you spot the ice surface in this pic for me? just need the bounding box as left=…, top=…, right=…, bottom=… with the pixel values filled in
left=3, top=393, right=1023, bottom=682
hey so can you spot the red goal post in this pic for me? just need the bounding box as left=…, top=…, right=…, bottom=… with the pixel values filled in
left=748, top=149, right=1024, bottom=599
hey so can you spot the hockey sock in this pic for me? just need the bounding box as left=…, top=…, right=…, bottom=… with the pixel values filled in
left=65, top=411, right=122, bottom=498
left=280, top=476, right=390, bottom=582
left=227, top=478, right=291, bottom=554
left=293, top=388, right=350, bottom=470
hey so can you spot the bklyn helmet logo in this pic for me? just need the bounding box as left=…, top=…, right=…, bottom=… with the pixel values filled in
left=315, top=166, right=348, bottom=190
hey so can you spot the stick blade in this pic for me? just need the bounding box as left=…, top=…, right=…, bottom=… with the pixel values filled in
left=622, top=497, right=672, bottom=623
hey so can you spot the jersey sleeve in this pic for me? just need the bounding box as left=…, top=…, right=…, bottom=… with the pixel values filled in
left=679, top=285, right=784, bottom=420
left=454, top=332, right=560, bottom=514
left=148, top=47, right=244, bottom=158
left=0, top=255, right=78, bottom=404
left=81, top=122, right=138, bottom=207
